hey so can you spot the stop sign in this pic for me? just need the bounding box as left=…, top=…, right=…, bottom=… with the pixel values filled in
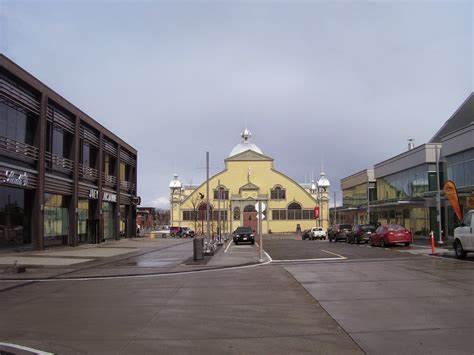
left=314, top=206, right=320, bottom=219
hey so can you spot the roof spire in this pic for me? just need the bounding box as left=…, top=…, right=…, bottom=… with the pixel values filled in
left=241, top=128, right=251, bottom=142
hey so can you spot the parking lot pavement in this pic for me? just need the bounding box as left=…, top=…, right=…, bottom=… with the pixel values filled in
left=282, top=239, right=474, bottom=354
left=0, top=265, right=363, bottom=354
left=264, top=237, right=422, bottom=261
left=206, top=239, right=264, bottom=267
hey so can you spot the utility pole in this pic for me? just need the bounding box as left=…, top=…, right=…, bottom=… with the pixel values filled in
left=436, top=145, right=443, bottom=244
left=334, top=191, right=337, bottom=225
left=367, top=182, right=370, bottom=225
left=206, top=152, right=210, bottom=240
left=258, top=200, right=263, bottom=262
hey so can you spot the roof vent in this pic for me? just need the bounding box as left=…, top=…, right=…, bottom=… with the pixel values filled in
left=408, top=138, right=415, bottom=150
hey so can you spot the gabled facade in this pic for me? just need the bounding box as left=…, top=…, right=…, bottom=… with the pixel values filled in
left=170, top=131, right=329, bottom=235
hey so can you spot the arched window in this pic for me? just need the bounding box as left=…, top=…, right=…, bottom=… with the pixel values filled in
left=213, top=186, right=229, bottom=200
left=198, top=202, right=212, bottom=220
left=243, top=205, right=256, bottom=212
left=233, top=207, right=240, bottom=220
left=271, top=186, right=286, bottom=200
left=287, top=202, right=302, bottom=220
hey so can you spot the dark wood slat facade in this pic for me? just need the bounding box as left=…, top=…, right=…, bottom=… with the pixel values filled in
left=0, top=54, right=138, bottom=250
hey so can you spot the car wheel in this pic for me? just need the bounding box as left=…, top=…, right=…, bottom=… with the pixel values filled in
left=454, top=240, right=467, bottom=259
left=234, top=241, right=238, bottom=245
left=380, top=238, right=386, bottom=248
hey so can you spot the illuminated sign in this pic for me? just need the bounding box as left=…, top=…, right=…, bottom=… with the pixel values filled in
left=103, top=191, right=117, bottom=203
left=3, top=170, right=28, bottom=187
left=89, top=189, right=99, bottom=199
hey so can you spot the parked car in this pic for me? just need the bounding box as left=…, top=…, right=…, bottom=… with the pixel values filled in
left=311, top=227, right=326, bottom=240
left=233, top=226, right=255, bottom=245
left=181, top=227, right=192, bottom=238
left=347, top=224, right=377, bottom=244
left=453, top=210, right=474, bottom=259
left=369, top=224, right=412, bottom=247
left=170, top=226, right=185, bottom=238
left=328, top=224, right=352, bottom=242
left=302, top=229, right=312, bottom=240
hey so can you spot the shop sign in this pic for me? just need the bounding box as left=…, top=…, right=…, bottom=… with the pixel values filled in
left=89, top=189, right=99, bottom=199
left=103, top=191, right=117, bottom=203
left=2, top=170, right=28, bottom=187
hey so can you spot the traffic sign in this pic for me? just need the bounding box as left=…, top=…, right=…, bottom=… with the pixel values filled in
left=256, top=212, right=266, bottom=220
left=255, top=202, right=266, bottom=212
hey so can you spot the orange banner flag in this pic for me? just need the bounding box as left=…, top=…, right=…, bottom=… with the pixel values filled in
left=444, top=180, right=463, bottom=222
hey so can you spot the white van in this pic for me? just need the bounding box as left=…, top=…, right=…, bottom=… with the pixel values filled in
left=453, top=210, right=474, bottom=259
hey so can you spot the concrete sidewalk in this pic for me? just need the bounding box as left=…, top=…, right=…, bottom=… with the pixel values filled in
left=0, top=238, right=194, bottom=280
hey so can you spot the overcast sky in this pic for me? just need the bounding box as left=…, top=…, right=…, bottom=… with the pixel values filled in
left=1, top=0, right=473, bottom=207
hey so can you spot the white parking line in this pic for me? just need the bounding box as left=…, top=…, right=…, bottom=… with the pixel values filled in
left=321, top=249, right=346, bottom=259
left=0, top=342, right=53, bottom=355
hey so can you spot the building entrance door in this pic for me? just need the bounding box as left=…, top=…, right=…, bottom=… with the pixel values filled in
left=243, top=205, right=257, bottom=234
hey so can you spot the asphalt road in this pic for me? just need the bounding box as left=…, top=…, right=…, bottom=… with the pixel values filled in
left=1, top=235, right=473, bottom=354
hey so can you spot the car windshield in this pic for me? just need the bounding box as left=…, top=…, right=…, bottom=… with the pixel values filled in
left=340, top=224, right=352, bottom=229
left=361, top=225, right=376, bottom=232
left=387, top=224, right=405, bottom=231
left=234, top=227, right=252, bottom=234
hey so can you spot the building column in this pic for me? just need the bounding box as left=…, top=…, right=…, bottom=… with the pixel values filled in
left=69, top=114, right=80, bottom=246
left=115, top=145, right=121, bottom=240
left=33, top=93, right=47, bottom=250
left=132, top=160, right=137, bottom=237
left=97, top=132, right=104, bottom=243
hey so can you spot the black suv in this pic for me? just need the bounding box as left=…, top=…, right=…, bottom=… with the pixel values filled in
left=328, top=224, right=352, bottom=242
left=347, top=224, right=377, bottom=244
left=233, top=227, right=255, bottom=245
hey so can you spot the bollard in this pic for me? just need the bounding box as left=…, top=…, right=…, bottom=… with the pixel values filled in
left=430, top=231, right=436, bottom=254
left=193, top=237, right=204, bottom=261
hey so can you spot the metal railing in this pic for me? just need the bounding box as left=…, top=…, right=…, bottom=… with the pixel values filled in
left=45, top=152, right=74, bottom=174
left=0, top=135, right=39, bottom=161
left=103, top=174, right=117, bottom=187
left=79, top=164, right=99, bottom=181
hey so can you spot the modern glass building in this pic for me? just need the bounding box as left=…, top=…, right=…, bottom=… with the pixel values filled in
left=336, top=169, right=376, bottom=225
left=0, top=54, right=138, bottom=250
left=333, top=92, right=473, bottom=240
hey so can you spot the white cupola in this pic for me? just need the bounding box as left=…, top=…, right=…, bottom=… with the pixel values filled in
left=229, top=128, right=263, bottom=157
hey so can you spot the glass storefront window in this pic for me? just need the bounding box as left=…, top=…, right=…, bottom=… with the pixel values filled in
left=44, top=193, right=69, bottom=246
left=120, top=204, right=128, bottom=237
left=102, top=201, right=115, bottom=240
left=447, top=149, right=474, bottom=188
left=77, top=199, right=89, bottom=243
left=0, top=186, right=33, bottom=248
left=376, top=165, right=430, bottom=202
left=343, top=183, right=368, bottom=207
left=0, top=102, right=37, bottom=146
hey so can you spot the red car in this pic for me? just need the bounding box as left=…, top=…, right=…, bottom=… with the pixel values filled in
left=369, top=224, right=412, bottom=247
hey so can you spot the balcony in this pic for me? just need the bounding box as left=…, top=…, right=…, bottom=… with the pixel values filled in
left=103, top=174, right=117, bottom=188
left=45, top=152, right=74, bottom=175
left=120, top=180, right=136, bottom=193
left=79, top=164, right=98, bottom=182
left=0, top=135, right=39, bottom=163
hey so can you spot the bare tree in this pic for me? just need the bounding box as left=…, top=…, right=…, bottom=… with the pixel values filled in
left=189, top=193, right=203, bottom=234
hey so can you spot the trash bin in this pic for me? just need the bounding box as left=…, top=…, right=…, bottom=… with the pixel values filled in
left=193, top=237, right=204, bottom=261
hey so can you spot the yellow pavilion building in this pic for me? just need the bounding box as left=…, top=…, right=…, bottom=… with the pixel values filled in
left=169, top=129, right=330, bottom=235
